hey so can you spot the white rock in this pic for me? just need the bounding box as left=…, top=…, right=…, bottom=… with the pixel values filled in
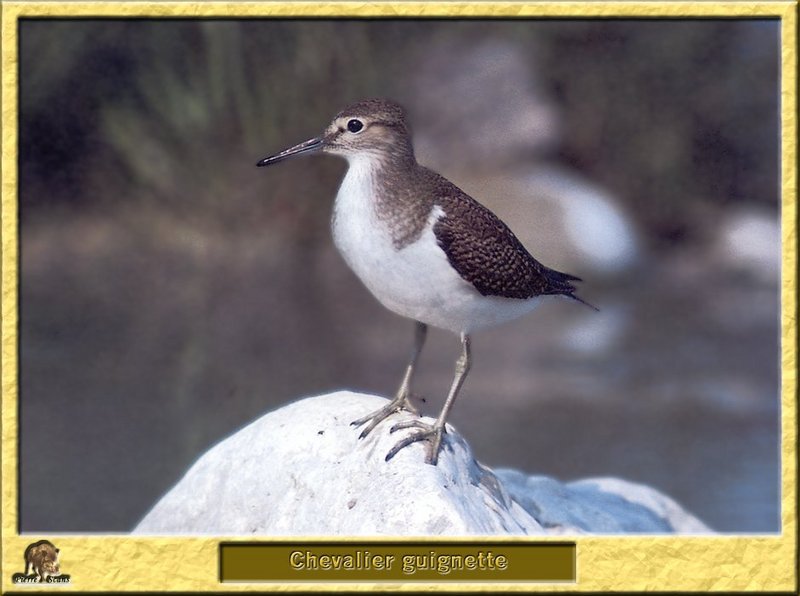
left=522, top=165, right=640, bottom=275
left=714, top=207, right=780, bottom=284
left=134, top=392, right=543, bottom=535
left=133, top=392, right=712, bottom=535
left=496, top=471, right=712, bottom=534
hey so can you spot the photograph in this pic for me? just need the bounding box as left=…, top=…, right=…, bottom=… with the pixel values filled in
left=2, top=1, right=795, bottom=592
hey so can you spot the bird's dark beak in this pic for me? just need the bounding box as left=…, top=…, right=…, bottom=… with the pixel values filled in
left=256, top=136, right=324, bottom=167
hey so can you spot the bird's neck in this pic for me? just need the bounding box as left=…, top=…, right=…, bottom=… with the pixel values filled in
left=345, top=142, right=417, bottom=177
left=337, top=148, right=432, bottom=250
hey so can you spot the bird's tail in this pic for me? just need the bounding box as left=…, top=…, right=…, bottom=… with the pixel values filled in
left=566, top=292, right=599, bottom=311
left=545, top=269, right=599, bottom=311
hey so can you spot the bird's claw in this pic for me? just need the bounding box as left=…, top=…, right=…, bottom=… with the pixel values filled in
left=386, top=421, right=446, bottom=465
left=351, top=395, right=418, bottom=439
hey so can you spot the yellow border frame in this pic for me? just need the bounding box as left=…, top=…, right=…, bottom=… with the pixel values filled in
left=1, top=1, right=796, bottom=592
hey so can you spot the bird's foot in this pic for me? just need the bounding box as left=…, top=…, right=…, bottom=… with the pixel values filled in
left=387, top=419, right=446, bottom=465
left=351, top=394, right=419, bottom=440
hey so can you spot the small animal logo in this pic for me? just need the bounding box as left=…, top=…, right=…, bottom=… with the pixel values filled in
left=11, top=540, right=70, bottom=584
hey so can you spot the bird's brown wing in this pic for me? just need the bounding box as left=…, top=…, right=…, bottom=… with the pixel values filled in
left=428, top=171, right=584, bottom=302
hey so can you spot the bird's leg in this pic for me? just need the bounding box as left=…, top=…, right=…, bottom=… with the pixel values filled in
left=387, top=333, right=472, bottom=465
left=351, top=321, right=428, bottom=439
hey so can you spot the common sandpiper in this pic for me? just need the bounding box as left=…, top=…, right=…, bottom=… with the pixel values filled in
left=257, top=98, right=593, bottom=466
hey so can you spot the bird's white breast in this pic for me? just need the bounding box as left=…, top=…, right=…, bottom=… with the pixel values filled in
left=331, top=156, right=542, bottom=333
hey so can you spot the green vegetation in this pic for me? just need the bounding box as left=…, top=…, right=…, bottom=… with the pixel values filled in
left=21, top=20, right=778, bottom=244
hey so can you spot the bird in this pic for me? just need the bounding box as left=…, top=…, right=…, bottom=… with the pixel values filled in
left=257, top=98, right=593, bottom=466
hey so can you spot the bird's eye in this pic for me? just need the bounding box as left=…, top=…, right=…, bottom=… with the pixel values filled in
left=347, top=119, right=364, bottom=133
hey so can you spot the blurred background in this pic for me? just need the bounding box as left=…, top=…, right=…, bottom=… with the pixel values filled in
left=19, top=19, right=780, bottom=533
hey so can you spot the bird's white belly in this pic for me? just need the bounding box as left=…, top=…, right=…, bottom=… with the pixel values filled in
left=332, top=166, right=541, bottom=333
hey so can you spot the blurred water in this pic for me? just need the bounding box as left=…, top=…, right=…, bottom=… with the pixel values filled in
left=20, top=213, right=780, bottom=533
